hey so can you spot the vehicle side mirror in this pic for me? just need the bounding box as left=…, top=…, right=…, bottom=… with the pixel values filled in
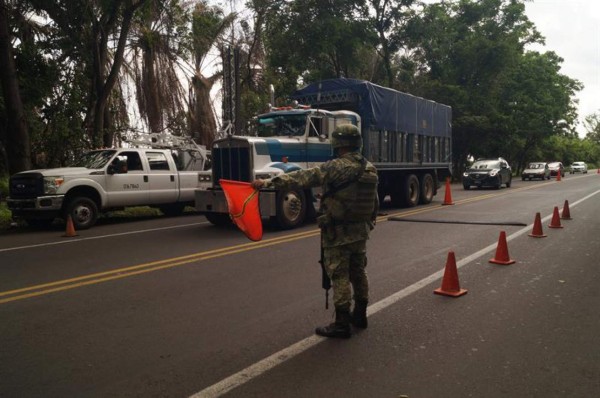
left=107, top=160, right=127, bottom=175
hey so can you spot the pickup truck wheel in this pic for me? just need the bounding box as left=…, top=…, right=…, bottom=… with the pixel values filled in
left=419, top=173, right=434, bottom=204
left=64, top=196, right=98, bottom=230
left=276, top=189, right=306, bottom=229
left=205, top=213, right=232, bottom=226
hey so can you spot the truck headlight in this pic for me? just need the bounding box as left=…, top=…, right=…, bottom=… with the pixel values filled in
left=43, top=176, right=65, bottom=194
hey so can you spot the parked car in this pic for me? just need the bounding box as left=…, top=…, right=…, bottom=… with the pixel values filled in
left=569, top=161, right=588, bottom=174
left=462, top=158, right=512, bottom=189
left=522, top=162, right=551, bottom=180
left=547, top=161, right=565, bottom=177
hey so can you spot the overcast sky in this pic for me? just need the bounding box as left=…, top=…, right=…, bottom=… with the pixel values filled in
left=524, top=0, right=600, bottom=137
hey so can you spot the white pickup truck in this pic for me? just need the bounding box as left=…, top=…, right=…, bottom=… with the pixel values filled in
left=7, top=146, right=211, bottom=229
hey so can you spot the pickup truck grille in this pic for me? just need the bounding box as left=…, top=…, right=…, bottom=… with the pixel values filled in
left=9, top=173, right=44, bottom=198
left=212, top=138, right=252, bottom=185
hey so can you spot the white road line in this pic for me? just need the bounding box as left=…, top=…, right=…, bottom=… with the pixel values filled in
left=190, top=189, right=600, bottom=398
left=0, top=221, right=208, bottom=253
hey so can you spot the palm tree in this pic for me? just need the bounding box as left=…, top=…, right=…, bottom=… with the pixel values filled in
left=129, top=0, right=188, bottom=135
left=187, top=1, right=235, bottom=146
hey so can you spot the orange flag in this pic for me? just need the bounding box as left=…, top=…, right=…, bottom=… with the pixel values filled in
left=220, top=179, right=263, bottom=241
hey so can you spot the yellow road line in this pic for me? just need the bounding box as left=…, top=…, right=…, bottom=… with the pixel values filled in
left=0, top=178, right=568, bottom=304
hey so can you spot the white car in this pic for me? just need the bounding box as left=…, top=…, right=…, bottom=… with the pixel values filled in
left=570, top=161, right=588, bottom=174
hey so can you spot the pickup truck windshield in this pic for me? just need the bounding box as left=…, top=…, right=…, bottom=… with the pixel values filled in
left=254, top=114, right=307, bottom=137
left=72, top=150, right=117, bottom=168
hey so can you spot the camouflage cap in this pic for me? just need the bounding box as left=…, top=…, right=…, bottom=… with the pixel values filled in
left=331, top=124, right=362, bottom=150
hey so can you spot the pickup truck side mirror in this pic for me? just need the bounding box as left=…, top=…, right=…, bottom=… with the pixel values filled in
left=319, top=134, right=328, bottom=142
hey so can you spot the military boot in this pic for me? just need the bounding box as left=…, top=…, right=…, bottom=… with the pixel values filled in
left=315, top=308, right=351, bottom=338
left=351, top=300, right=368, bottom=329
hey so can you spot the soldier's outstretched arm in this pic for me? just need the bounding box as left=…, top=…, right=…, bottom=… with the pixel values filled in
left=258, top=167, right=325, bottom=191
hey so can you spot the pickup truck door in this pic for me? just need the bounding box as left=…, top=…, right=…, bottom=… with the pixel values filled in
left=145, top=151, right=179, bottom=203
left=105, top=151, right=150, bottom=207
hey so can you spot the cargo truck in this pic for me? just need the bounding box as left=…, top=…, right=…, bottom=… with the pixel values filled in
left=196, top=78, right=452, bottom=229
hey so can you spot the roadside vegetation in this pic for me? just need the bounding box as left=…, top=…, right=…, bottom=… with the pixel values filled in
left=0, top=175, right=10, bottom=229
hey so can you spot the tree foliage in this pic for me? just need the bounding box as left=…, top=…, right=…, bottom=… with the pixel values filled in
left=0, top=0, right=597, bottom=177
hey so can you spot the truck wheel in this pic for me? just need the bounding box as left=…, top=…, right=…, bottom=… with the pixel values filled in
left=377, top=184, right=387, bottom=206
left=276, top=189, right=306, bottom=229
left=419, top=173, right=435, bottom=204
left=205, top=213, right=232, bottom=226
left=64, top=196, right=98, bottom=230
left=391, top=174, right=420, bottom=207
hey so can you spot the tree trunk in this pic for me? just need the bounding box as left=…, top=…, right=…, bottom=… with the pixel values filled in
left=190, top=72, right=218, bottom=146
left=90, top=0, right=147, bottom=148
left=0, top=0, right=31, bottom=173
left=143, top=46, right=163, bottom=133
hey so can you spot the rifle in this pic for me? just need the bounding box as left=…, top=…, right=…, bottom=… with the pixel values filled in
left=319, top=234, right=331, bottom=309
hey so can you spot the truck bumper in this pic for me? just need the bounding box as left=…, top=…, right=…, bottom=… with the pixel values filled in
left=7, top=195, right=65, bottom=219
left=195, top=189, right=277, bottom=217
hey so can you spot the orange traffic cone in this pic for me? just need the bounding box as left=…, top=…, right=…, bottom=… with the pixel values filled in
left=548, top=206, right=563, bottom=228
left=528, top=212, right=547, bottom=238
left=561, top=200, right=572, bottom=220
left=63, top=215, right=78, bottom=237
left=489, top=230, right=515, bottom=265
left=441, top=177, right=454, bottom=205
left=556, top=171, right=562, bottom=181
left=434, top=251, right=467, bottom=297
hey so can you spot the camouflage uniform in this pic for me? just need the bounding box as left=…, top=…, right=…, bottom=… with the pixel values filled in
left=264, top=127, right=378, bottom=338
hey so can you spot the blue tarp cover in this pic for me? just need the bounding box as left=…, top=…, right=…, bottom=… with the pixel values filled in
left=292, top=78, right=452, bottom=138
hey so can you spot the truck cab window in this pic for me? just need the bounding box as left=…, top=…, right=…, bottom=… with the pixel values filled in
left=146, top=152, right=170, bottom=171
left=123, top=152, right=143, bottom=171
left=256, top=114, right=307, bottom=137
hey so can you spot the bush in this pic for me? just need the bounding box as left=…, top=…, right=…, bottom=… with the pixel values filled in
left=0, top=202, right=12, bottom=229
left=0, top=175, right=7, bottom=201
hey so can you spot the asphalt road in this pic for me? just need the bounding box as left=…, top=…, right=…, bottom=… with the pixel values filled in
left=1, top=173, right=599, bottom=398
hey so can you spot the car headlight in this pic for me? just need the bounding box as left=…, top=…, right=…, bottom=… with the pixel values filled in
left=43, top=176, right=65, bottom=194
left=489, top=169, right=499, bottom=177
left=462, top=172, right=469, bottom=177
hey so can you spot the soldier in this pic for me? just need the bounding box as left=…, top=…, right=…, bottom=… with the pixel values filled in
left=251, top=124, right=379, bottom=338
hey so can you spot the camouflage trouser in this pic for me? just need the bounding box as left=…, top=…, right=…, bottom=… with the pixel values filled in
left=323, top=240, right=369, bottom=311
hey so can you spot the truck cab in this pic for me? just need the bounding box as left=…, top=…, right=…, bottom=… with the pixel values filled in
left=196, top=106, right=359, bottom=229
